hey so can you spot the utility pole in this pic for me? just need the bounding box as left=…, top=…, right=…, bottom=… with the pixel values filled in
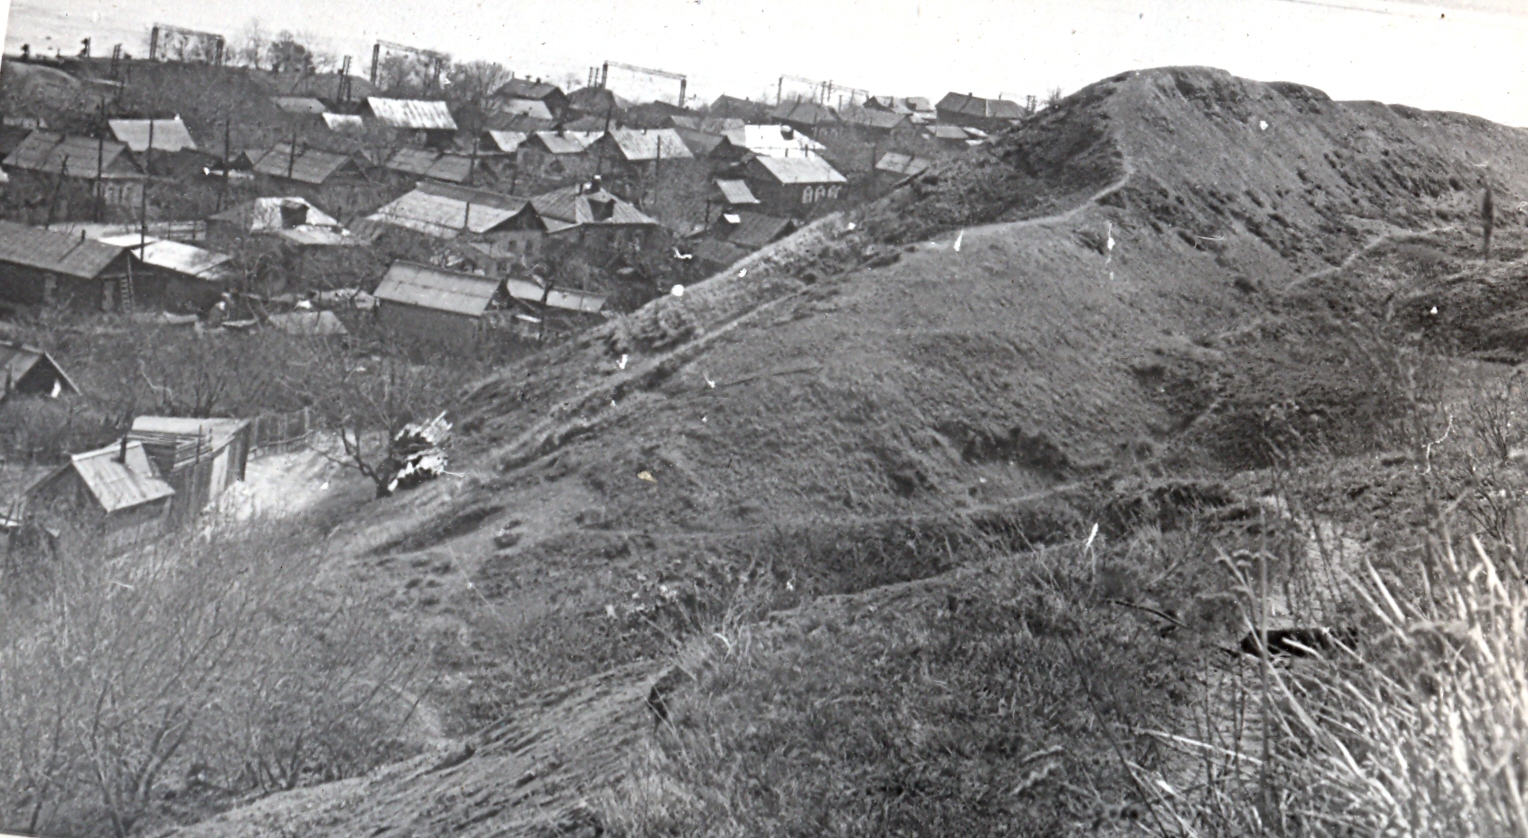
left=139, top=118, right=153, bottom=254
left=45, top=156, right=68, bottom=229
left=287, top=121, right=298, bottom=180
left=95, top=103, right=106, bottom=222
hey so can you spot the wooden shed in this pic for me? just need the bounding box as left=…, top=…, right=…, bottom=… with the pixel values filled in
left=26, top=439, right=175, bottom=553
left=373, top=261, right=502, bottom=351
left=0, top=220, right=138, bottom=314
left=1, top=341, right=81, bottom=400
left=127, top=416, right=252, bottom=526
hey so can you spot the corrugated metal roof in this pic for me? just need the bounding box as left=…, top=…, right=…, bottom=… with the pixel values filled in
left=364, top=98, right=459, bottom=131
left=928, top=124, right=974, bottom=140
left=0, top=220, right=130, bottom=279
left=725, top=212, right=797, bottom=250
left=484, top=130, right=528, bottom=152
left=426, top=154, right=474, bottom=183
left=375, top=261, right=500, bottom=317
left=746, top=155, right=847, bottom=185
left=528, top=130, right=600, bottom=155
left=366, top=182, right=530, bottom=239
left=713, top=179, right=759, bottom=205
left=599, top=128, right=694, bottom=162
left=4, top=131, right=140, bottom=179
left=496, top=79, right=562, bottom=101
left=503, top=277, right=605, bottom=313
left=874, top=151, right=932, bottom=177
left=249, top=144, right=358, bottom=184
left=97, top=235, right=233, bottom=281
left=62, top=440, right=176, bottom=514
left=273, top=96, right=328, bottom=114
left=108, top=117, right=198, bottom=153
left=322, top=113, right=366, bottom=134
left=531, top=186, right=657, bottom=229
left=0, top=341, right=79, bottom=395
left=721, top=124, right=826, bottom=159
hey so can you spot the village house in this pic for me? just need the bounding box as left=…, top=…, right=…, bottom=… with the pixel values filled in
left=566, top=86, right=628, bottom=120
left=96, top=234, right=235, bottom=313
left=837, top=105, right=916, bottom=139
left=207, top=197, right=367, bottom=294
left=359, top=97, right=460, bottom=148
left=708, top=94, right=771, bottom=122
left=674, top=127, right=726, bottom=159
left=2, top=131, right=146, bottom=217
left=108, top=116, right=198, bottom=157
left=925, top=123, right=985, bottom=150
left=364, top=181, right=544, bottom=270
left=0, top=341, right=80, bottom=400
left=711, top=124, right=827, bottom=163
left=502, top=275, right=607, bottom=314
left=530, top=181, right=662, bottom=253
left=0, top=220, right=138, bottom=314
left=272, top=96, right=328, bottom=117
left=865, top=96, right=937, bottom=122
left=687, top=237, right=752, bottom=273
left=494, top=79, right=569, bottom=121
left=588, top=128, right=694, bottom=181
left=383, top=147, right=476, bottom=185
left=126, top=416, right=252, bottom=527
left=740, top=155, right=848, bottom=217
left=935, top=92, right=1026, bottom=132
left=516, top=129, right=602, bottom=182
left=711, top=178, right=761, bottom=209
left=712, top=210, right=799, bottom=251
left=242, top=143, right=377, bottom=218
left=769, top=100, right=842, bottom=138
left=373, top=261, right=503, bottom=350
left=25, top=438, right=176, bottom=554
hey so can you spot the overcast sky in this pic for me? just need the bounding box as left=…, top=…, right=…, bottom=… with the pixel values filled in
left=5, top=0, right=1528, bottom=124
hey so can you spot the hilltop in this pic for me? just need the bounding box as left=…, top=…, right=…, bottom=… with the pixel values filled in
left=150, top=66, right=1528, bottom=836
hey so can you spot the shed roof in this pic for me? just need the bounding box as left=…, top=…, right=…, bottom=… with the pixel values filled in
left=272, top=96, right=328, bottom=115
left=669, top=116, right=745, bottom=133
left=599, top=128, right=694, bottom=162
left=769, top=100, right=840, bottom=127
left=531, top=185, right=657, bottom=229
left=97, top=235, right=233, bottom=281
left=249, top=144, right=360, bottom=184
left=0, top=341, right=80, bottom=395
left=483, top=130, right=528, bottom=152
left=673, top=127, right=724, bottom=157
left=527, top=130, right=600, bottom=155
left=712, top=179, right=759, bottom=205
left=208, top=197, right=341, bottom=232
left=108, top=117, right=198, bottom=153
left=129, top=416, right=250, bottom=454
left=688, top=238, right=751, bottom=269
left=927, top=124, right=974, bottom=140
left=50, top=440, right=175, bottom=514
left=838, top=106, right=910, bottom=131
left=4, top=131, right=139, bottom=179
left=503, top=277, right=606, bottom=313
left=496, top=78, right=563, bottom=101
left=322, top=113, right=366, bottom=135
left=363, top=98, right=459, bottom=131
left=375, top=262, right=501, bottom=318
left=366, top=181, right=531, bottom=239
left=386, top=146, right=443, bottom=177
left=497, top=98, right=556, bottom=121
left=0, top=220, right=131, bottom=279
left=724, top=212, right=797, bottom=249
left=874, top=151, right=932, bottom=177
left=745, top=155, right=847, bottom=185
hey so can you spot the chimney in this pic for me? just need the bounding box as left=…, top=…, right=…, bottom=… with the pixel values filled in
left=118, top=436, right=128, bottom=464
left=781, top=125, right=794, bottom=140
left=590, top=174, right=603, bottom=194
left=279, top=200, right=309, bottom=228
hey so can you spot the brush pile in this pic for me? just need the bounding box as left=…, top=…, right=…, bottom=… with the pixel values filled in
left=381, top=412, right=452, bottom=496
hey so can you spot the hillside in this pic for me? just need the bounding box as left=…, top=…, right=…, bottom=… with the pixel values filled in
left=163, top=66, right=1528, bottom=836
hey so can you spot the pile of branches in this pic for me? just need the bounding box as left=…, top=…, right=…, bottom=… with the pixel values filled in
left=380, top=412, right=451, bottom=496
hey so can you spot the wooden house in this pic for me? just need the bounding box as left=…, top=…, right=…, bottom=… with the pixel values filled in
left=935, top=92, right=1026, bottom=132
left=516, top=130, right=601, bottom=182
left=741, top=155, right=848, bottom=217
left=360, top=97, right=460, bottom=148
left=494, top=79, right=569, bottom=121
left=0, top=220, right=138, bottom=314
left=96, top=234, right=235, bottom=313
left=2, top=131, right=147, bottom=218
left=373, top=261, right=502, bottom=351
left=242, top=144, right=378, bottom=219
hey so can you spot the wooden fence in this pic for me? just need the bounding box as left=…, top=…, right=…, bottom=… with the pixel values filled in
left=250, top=407, right=312, bottom=455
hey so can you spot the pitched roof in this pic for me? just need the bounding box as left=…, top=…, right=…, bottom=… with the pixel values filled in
left=249, top=144, right=360, bottom=184
left=0, top=220, right=130, bottom=279
left=496, top=78, right=563, bottom=101
left=375, top=261, right=501, bottom=317
left=503, top=277, right=606, bottom=313
left=4, top=131, right=140, bottom=179
left=322, top=113, right=366, bottom=135
left=712, top=179, right=759, bottom=205
left=366, top=181, right=531, bottom=240
left=208, top=197, right=341, bottom=232
left=874, top=151, right=932, bottom=177
left=108, top=117, right=198, bottom=153
left=128, top=416, right=250, bottom=455
left=387, top=147, right=445, bottom=177
left=48, top=440, right=175, bottom=514
left=0, top=341, right=79, bottom=395
left=769, top=100, right=840, bottom=127
left=673, top=127, right=724, bottom=157
left=272, top=96, right=328, bottom=115
left=745, top=155, right=847, bottom=185
left=531, top=186, right=658, bottom=230
left=724, top=211, right=797, bottom=249
left=936, top=92, right=1025, bottom=120
left=927, top=124, right=975, bottom=140
left=497, top=98, right=556, bottom=121
left=97, top=235, right=233, bottom=281
left=363, top=98, right=459, bottom=131
left=483, top=130, right=529, bottom=152
left=721, top=124, right=826, bottom=159
left=688, top=238, right=751, bottom=269
left=669, top=116, right=745, bottom=133
left=526, top=130, right=600, bottom=155
left=838, top=105, right=910, bottom=130
left=599, top=128, right=694, bottom=161
left=708, top=94, right=770, bottom=119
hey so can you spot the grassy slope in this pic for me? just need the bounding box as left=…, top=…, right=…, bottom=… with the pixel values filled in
left=166, top=66, right=1528, bottom=835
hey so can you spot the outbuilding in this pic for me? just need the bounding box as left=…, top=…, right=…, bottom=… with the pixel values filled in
left=373, top=261, right=502, bottom=350
left=127, top=416, right=252, bottom=526
left=25, top=439, right=175, bottom=553
left=0, top=341, right=80, bottom=400
left=0, top=220, right=138, bottom=314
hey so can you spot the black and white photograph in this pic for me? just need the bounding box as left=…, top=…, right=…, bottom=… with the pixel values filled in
left=0, top=0, right=1525, bottom=835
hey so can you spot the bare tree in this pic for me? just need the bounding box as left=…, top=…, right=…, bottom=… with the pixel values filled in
left=266, top=31, right=314, bottom=75
left=1046, top=86, right=1064, bottom=110
left=237, top=18, right=267, bottom=69
left=446, top=60, right=513, bottom=135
